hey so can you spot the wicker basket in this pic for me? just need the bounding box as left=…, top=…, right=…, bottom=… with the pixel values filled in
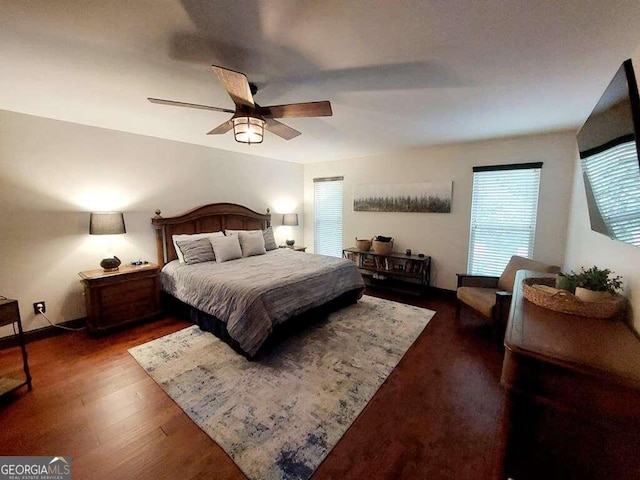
left=355, top=238, right=372, bottom=251
left=372, top=239, right=394, bottom=255
left=522, top=278, right=626, bottom=319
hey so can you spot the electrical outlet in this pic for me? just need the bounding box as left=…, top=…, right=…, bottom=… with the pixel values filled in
left=33, top=301, right=46, bottom=314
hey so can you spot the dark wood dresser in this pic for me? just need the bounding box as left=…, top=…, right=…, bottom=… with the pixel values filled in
left=79, top=263, right=161, bottom=334
left=499, top=270, right=640, bottom=480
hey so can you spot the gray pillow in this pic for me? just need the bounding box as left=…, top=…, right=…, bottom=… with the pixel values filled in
left=176, top=238, right=215, bottom=264
left=239, top=230, right=267, bottom=257
left=262, top=226, right=277, bottom=251
left=211, top=235, right=243, bottom=263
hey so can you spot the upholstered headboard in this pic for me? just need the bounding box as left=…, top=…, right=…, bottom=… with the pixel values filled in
left=151, top=203, right=271, bottom=266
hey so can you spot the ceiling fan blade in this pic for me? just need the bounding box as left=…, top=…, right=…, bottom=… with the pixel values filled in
left=212, top=65, right=254, bottom=108
left=258, top=101, right=332, bottom=119
left=147, top=97, right=234, bottom=114
left=264, top=118, right=301, bottom=140
left=206, top=120, right=233, bottom=135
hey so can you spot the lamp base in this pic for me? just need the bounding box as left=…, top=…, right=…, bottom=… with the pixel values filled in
left=285, top=239, right=295, bottom=247
left=100, top=256, right=121, bottom=271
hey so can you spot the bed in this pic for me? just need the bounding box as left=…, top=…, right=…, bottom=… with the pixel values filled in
left=152, top=203, right=365, bottom=357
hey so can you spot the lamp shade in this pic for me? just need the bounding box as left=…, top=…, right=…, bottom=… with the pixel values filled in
left=233, top=116, right=265, bottom=144
left=282, top=213, right=299, bottom=226
left=90, top=212, right=126, bottom=235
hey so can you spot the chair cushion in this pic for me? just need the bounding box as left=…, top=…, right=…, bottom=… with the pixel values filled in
left=497, top=256, right=561, bottom=292
left=457, top=287, right=498, bottom=318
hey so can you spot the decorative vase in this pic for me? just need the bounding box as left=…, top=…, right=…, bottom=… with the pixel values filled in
left=100, top=256, right=121, bottom=271
left=574, top=287, right=612, bottom=302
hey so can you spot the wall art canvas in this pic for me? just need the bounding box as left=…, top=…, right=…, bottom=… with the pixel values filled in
left=354, top=181, right=452, bottom=213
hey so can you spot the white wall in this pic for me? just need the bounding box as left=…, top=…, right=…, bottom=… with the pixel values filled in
left=564, top=48, right=640, bottom=332
left=304, top=131, right=576, bottom=291
left=0, top=110, right=303, bottom=337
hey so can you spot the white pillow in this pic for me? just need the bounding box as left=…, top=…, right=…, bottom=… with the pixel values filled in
left=238, top=231, right=266, bottom=257
left=227, top=228, right=277, bottom=251
left=172, top=232, right=224, bottom=263
left=225, top=229, right=260, bottom=236
left=211, top=235, right=243, bottom=263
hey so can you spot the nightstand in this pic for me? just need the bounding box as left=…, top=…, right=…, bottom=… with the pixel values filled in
left=279, top=245, right=307, bottom=252
left=0, top=298, right=32, bottom=396
left=79, top=263, right=161, bottom=334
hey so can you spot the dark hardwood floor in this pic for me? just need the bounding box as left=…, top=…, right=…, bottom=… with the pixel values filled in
left=0, top=289, right=506, bottom=480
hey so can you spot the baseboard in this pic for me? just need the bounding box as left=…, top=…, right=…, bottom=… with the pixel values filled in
left=0, top=318, right=86, bottom=350
left=430, top=286, right=457, bottom=300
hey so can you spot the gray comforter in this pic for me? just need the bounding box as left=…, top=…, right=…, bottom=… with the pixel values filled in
left=161, top=249, right=365, bottom=356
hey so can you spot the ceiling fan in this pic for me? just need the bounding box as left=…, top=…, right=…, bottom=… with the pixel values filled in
left=148, top=65, right=333, bottom=144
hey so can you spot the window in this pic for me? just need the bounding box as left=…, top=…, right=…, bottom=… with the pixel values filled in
left=314, top=176, right=344, bottom=257
left=468, top=163, right=542, bottom=276
left=581, top=139, right=640, bottom=247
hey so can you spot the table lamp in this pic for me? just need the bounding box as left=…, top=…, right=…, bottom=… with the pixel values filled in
left=90, top=212, right=126, bottom=271
left=282, top=213, right=299, bottom=247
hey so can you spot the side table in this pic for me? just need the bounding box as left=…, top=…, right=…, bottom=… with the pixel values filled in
left=0, top=298, right=32, bottom=396
left=79, top=263, right=161, bottom=334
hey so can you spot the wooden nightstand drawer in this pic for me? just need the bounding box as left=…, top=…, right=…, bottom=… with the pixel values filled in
left=79, top=264, right=161, bottom=334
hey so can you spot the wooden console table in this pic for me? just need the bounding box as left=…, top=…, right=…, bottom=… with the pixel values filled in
left=498, top=270, right=640, bottom=479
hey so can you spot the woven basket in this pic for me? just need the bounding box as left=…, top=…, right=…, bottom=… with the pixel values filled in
left=522, top=278, right=625, bottom=319
left=372, top=240, right=393, bottom=255
left=355, top=238, right=372, bottom=251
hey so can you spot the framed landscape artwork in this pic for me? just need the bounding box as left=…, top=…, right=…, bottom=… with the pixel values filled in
left=354, top=181, right=452, bottom=213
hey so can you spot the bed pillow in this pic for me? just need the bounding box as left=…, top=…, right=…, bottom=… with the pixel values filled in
left=262, top=226, right=277, bottom=251
left=226, top=228, right=277, bottom=251
left=172, top=231, right=224, bottom=263
left=238, top=230, right=267, bottom=257
left=176, top=238, right=216, bottom=265
left=225, top=229, right=259, bottom=236
left=211, top=235, right=243, bottom=263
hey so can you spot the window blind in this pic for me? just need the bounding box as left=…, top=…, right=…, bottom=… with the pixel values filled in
left=468, top=164, right=542, bottom=276
left=581, top=140, right=640, bottom=247
left=314, top=177, right=344, bottom=257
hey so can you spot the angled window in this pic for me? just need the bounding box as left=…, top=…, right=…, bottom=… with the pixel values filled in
left=314, top=177, right=344, bottom=257
left=468, top=163, right=542, bottom=276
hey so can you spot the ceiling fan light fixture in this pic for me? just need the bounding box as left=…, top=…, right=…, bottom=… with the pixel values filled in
left=232, top=116, right=265, bottom=144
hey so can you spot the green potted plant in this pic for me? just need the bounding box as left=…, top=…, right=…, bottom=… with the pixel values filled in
left=562, top=266, right=623, bottom=302
left=555, top=272, right=577, bottom=293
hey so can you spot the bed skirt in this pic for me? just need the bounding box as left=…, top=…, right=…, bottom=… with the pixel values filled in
left=161, top=288, right=363, bottom=359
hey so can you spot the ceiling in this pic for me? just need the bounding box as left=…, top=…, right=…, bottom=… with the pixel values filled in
left=2, top=0, right=640, bottom=164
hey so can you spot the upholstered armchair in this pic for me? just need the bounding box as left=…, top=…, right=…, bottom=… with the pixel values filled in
left=456, top=256, right=561, bottom=340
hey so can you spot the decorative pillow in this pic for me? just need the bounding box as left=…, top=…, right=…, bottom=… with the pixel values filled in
left=238, top=230, right=266, bottom=257
left=226, top=228, right=278, bottom=251
left=225, top=229, right=260, bottom=236
left=172, top=231, right=224, bottom=263
left=211, top=235, right=243, bottom=263
left=176, top=238, right=216, bottom=265
left=262, top=226, right=277, bottom=251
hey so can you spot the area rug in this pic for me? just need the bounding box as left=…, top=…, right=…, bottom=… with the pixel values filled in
left=128, top=295, right=435, bottom=480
